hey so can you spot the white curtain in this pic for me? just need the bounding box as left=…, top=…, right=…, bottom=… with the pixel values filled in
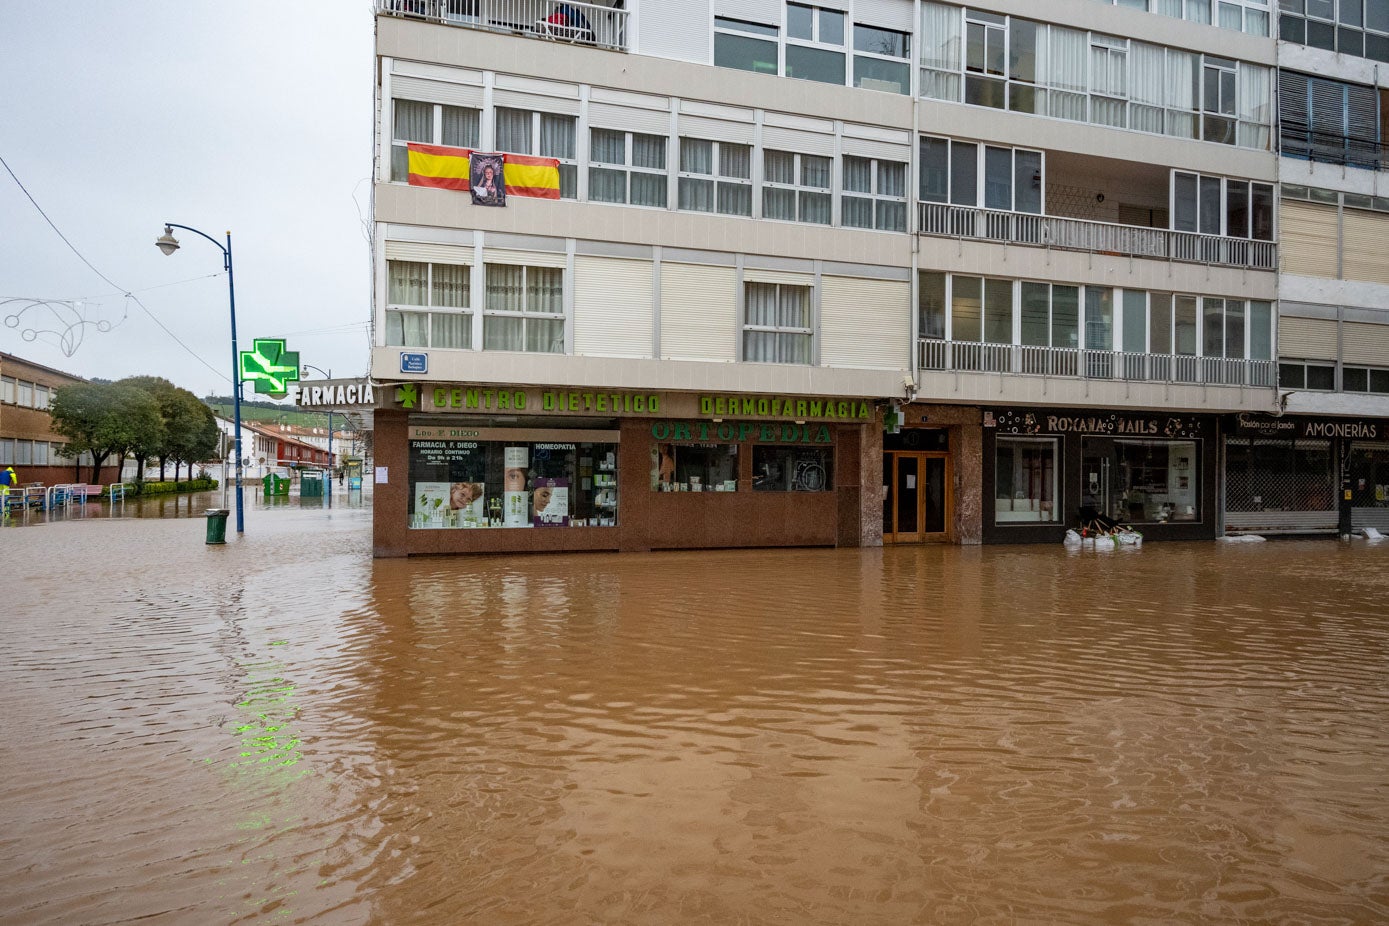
left=632, top=134, right=666, bottom=170
left=526, top=268, right=564, bottom=314
left=388, top=261, right=428, bottom=305
left=764, top=150, right=795, bottom=185
left=1165, top=49, right=1198, bottom=139
left=394, top=100, right=431, bottom=141
left=431, top=313, right=471, bottom=350
left=539, top=113, right=576, bottom=159
left=919, top=2, right=962, bottom=101
left=680, top=138, right=713, bottom=175
left=1130, top=42, right=1167, bottom=134
left=745, top=283, right=811, bottom=364
left=1238, top=64, right=1272, bottom=150
left=843, top=156, right=873, bottom=193
left=842, top=196, right=875, bottom=228
left=441, top=106, right=479, bottom=148
left=678, top=177, right=714, bottom=212
left=486, top=265, right=525, bottom=312
left=590, top=166, right=628, bottom=203
left=1047, top=26, right=1088, bottom=121
left=483, top=316, right=524, bottom=351
left=386, top=310, right=429, bottom=347
left=719, top=143, right=752, bottom=179
left=495, top=108, right=531, bottom=153
left=432, top=263, right=469, bottom=308
left=800, top=191, right=832, bottom=224
left=590, top=128, right=625, bottom=164
left=800, top=155, right=831, bottom=189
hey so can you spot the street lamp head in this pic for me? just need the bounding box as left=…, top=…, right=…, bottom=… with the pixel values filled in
left=154, top=226, right=180, bottom=256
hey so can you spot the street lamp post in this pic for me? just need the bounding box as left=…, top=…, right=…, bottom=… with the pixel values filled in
left=301, top=364, right=334, bottom=484
left=155, top=224, right=245, bottom=534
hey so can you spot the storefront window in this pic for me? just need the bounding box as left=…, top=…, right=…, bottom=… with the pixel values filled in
left=652, top=443, right=738, bottom=492
left=752, top=446, right=833, bottom=491
left=408, top=435, right=618, bottom=528
left=1082, top=438, right=1198, bottom=522
left=996, top=436, right=1058, bottom=522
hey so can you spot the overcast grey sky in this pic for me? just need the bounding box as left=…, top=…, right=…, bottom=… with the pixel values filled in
left=1, top=2, right=375, bottom=397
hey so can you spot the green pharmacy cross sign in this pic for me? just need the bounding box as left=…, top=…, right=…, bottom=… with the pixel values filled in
left=239, top=338, right=301, bottom=397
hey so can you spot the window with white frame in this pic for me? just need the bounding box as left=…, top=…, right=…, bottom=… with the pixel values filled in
left=918, top=3, right=1272, bottom=148
left=1280, top=0, right=1388, bottom=59
left=1278, top=71, right=1383, bottom=169
left=483, top=265, right=565, bottom=353
left=34, top=384, right=51, bottom=410
left=919, top=136, right=1043, bottom=214
left=785, top=3, right=847, bottom=86
left=33, top=441, right=48, bottom=466
left=1342, top=366, right=1389, bottom=393
left=714, top=17, right=779, bottom=75
left=1280, top=359, right=1337, bottom=390
left=842, top=156, right=907, bottom=231
left=1092, top=0, right=1270, bottom=36
left=0, top=439, right=11, bottom=465
left=744, top=282, right=813, bottom=364
left=386, top=260, right=472, bottom=350
left=853, top=23, right=911, bottom=94
left=589, top=129, right=668, bottom=207
left=1, top=376, right=14, bottom=404
left=495, top=107, right=578, bottom=198
left=14, top=439, right=32, bottom=466
left=390, top=99, right=481, bottom=182
left=1171, top=172, right=1275, bottom=239
left=762, top=150, right=831, bottom=224
left=17, top=380, right=33, bottom=408
left=996, top=436, right=1059, bottom=524
left=678, top=138, right=753, bottom=216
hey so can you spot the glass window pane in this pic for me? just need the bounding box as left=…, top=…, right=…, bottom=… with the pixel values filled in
left=1123, top=290, right=1148, bottom=353
left=495, top=107, right=531, bottom=153
left=717, top=182, right=753, bottom=215
left=432, top=263, right=470, bottom=308
left=631, top=172, right=667, bottom=207
left=394, top=100, right=432, bottom=142
left=632, top=134, right=666, bottom=170
left=854, top=55, right=910, bottom=93
left=591, top=128, right=625, bottom=164
left=720, top=144, right=752, bottom=179
left=431, top=312, right=471, bottom=349
left=819, top=9, right=845, bottom=45
left=786, top=45, right=846, bottom=84
left=525, top=318, right=565, bottom=353
left=952, top=276, right=983, bottom=342
left=1086, top=288, right=1114, bottom=350
left=1174, top=172, right=1198, bottom=231
left=486, top=265, right=525, bottom=312
left=1020, top=281, right=1050, bottom=346
left=950, top=141, right=978, bottom=206
left=788, top=3, right=813, bottom=39
left=441, top=106, right=480, bottom=147
left=1014, top=150, right=1042, bottom=214
left=843, top=157, right=872, bottom=194
left=590, top=166, right=628, bottom=203
left=483, top=315, right=524, bottom=351
left=681, top=138, right=713, bottom=175
left=1249, top=301, right=1272, bottom=360
left=752, top=446, right=833, bottom=491
left=1204, top=297, right=1225, bottom=357
left=678, top=177, right=714, bottom=212
left=1010, top=19, right=1037, bottom=82
left=1307, top=364, right=1336, bottom=389
left=919, top=271, right=947, bottom=339
left=996, top=438, right=1058, bottom=524
left=1053, top=286, right=1080, bottom=349
left=920, top=137, right=949, bottom=203
left=1149, top=293, right=1173, bottom=353
left=984, top=278, right=1013, bottom=343
left=984, top=146, right=1013, bottom=210
left=715, top=33, right=779, bottom=74
left=843, top=196, right=875, bottom=228
left=764, top=187, right=796, bottom=220
left=388, top=261, right=429, bottom=305
left=527, top=268, right=563, bottom=313
left=855, top=24, right=908, bottom=57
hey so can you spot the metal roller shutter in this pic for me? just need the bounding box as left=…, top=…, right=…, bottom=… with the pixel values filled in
left=678, top=115, right=755, bottom=144
left=588, top=103, right=671, bottom=136
left=391, top=76, right=483, bottom=109
left=713, top=0, right=779, bottom=25
left=1279, top=316, right=1339, bottom=360
left=491, top=90, right=580, bottom=115
left=744, top=268, right=814, bottom=285
left=574, top=257, right=654, bottom=359
left=820, top=276, right=910, bottom=369
left=1278, top=201, right=1338, bottom=278
left=854, top=0, right=915, bottom=31
left=481, top=249, right=567, bottom=268
left=1342, top=322, right=1389, bottom=365
left=385, top=241, right=473, bottom=264
left=1342, top=209, right=1389, bottom=285
left=761, top=126, right=836, bottom=156
left=660, top=263, right=737, bottom=362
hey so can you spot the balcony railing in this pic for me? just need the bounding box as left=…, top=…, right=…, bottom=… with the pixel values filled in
left=919, top=339, right=1276, bottom=387
left=378, top=0, right=628, bottom=52
left=918, top=203, right=1276, bottom=271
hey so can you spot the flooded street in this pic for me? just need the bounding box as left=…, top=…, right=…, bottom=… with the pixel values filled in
left=3, top=496, right=1388, bottom=924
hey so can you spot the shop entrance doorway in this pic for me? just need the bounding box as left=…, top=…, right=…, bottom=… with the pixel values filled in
left=883, top=451, right=951, bottom=542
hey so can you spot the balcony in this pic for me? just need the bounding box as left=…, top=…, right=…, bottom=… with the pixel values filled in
left=378, top=0, right=628, bottom=52
left=919, top=340, right=1275, bottom=388
left=916, top=146, right=1277, bottom=271
left=917, top=204, right=1277, bottom=271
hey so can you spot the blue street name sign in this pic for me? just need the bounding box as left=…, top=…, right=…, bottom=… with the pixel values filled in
left=400, top=352, right=428, bottom=374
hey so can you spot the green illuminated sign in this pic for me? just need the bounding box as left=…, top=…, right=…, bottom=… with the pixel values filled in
left=239, top=339, right=301, bottom=396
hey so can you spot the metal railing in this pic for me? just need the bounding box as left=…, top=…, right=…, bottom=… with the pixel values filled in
left=919, top=339, right=1276, bottom=387
left=917, top=203, right=1277, bottom=271
left=378, top=0, right=629, bottom=52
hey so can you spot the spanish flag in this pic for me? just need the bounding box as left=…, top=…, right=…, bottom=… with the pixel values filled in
left=406, top=143, right=561, bottom=200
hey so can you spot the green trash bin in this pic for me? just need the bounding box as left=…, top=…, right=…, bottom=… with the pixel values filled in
left=205, top=508, right=229, bottom=545
left=262, top=474, right=289, bottom=497
left=301, top=471, right=323, bottom=498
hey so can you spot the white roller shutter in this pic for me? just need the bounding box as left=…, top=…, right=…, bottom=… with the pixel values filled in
left=1342, top=322, right=1389, bottom=365
left=854, top=0, right=915, bottom=31
left=762, top=126, right=836, bottom=156
left=482, top=248, right=567, bottom=268
left=492, top=90, right=581, bottom=115
left=1342, top=210, right=1389, bottom=285
left=661, top=263, right=737, bottom=362
left=820, top=276, right=910, bottom=369
left=391, top=76, right=483, bottom=109
left=589, top=103, right=671, bottom=136
left=1279, top=316, right=1339, bottom=360
left=679, top=115, right=755, bottom=144
left=744, top=268, right=814, bottom=285
left=386, top=241, right=473, bottom=264
left=841, top=135, right=911, bottom=161
left=714, top=0, right=779, bottom=24
left=636, top=0, right=712, bottom=62
left=1279, top=201, right=1338, bottom=279
left=574, top=257, right=654, bottom=359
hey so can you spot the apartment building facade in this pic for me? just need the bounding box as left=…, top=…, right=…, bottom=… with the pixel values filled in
left=369, top=0, right=1291, bottom=556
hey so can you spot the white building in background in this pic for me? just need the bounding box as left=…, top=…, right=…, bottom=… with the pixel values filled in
left=368, top=0, right=1297, bottom=556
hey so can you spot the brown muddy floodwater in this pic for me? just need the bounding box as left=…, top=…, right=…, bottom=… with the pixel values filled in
left=2, top=494, right=1388, bottom=925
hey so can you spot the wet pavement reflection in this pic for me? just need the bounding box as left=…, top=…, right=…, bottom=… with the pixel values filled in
left=3, top=498, right=1388, bottom=924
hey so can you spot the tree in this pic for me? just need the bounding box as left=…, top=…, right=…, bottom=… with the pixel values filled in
left=117, top=376, right=176, bottom=485
left=166, top=392, right=219, bottom=482
left=49, top=382, right=163, bottom=484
